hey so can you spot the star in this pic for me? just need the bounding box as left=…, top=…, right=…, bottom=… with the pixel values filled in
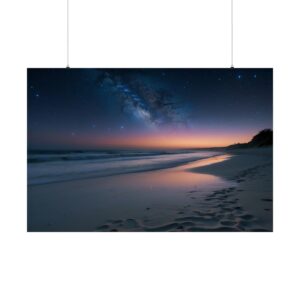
left=35, top=93, right=40, bottom=98
left=120, top=125, right=125, bottom=130
left=253, top=74, right=257, bottom=78
left=237, top=75, right=242, bottom=79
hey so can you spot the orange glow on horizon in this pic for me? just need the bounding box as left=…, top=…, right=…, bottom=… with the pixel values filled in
left=38, top=130, right=255, bottom=149
left=89, top=132, right=253, bottom=149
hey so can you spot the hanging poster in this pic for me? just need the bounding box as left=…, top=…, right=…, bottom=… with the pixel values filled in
left=27, top=68, right=273, bottom=232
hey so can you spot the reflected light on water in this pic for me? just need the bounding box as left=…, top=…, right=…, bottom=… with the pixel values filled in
left=111, top=154, right=232, bottom=190
left=177, top=154, right=232, bottom=171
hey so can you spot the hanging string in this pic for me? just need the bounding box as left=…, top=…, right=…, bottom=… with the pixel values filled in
left=66, top=0, right=70, bottom=68
left=65, top=1, right=234, bottom=69
left=231, top=0, right=234, bottom=68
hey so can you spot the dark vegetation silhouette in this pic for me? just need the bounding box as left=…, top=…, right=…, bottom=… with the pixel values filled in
left=227, top=129, right=273, bottom=149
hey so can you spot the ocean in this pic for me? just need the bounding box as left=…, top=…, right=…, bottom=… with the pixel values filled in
left=27, top=149, right=220, bottom=185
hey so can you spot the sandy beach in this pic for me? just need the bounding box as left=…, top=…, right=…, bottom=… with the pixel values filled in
left=28, top=147, right=272, bottom=232
left=188, top=148, right=273, bottom=231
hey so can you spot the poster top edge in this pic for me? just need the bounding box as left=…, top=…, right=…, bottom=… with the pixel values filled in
left=27, top=67, right=274, bottom=70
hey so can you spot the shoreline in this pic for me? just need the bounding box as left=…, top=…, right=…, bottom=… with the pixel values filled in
left=190, top=147, right=272, bottom=179
left=27, top=151, right=223, bottom=186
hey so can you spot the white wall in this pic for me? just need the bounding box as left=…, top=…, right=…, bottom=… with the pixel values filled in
left=0, top=1, right=299, bottom=299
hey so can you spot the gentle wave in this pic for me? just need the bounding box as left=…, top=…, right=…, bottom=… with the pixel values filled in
left=27, top=150, right=221, bottom=185
left=28, top=150, right=187, bottom=163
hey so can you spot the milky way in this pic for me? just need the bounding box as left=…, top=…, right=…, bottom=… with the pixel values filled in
left=95, top=70, right=186, bottom=129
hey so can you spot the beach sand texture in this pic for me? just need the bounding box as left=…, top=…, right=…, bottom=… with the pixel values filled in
left=28, top=148, right=272, bottom=232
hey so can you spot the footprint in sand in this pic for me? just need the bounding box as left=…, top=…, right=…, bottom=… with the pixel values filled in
left=225, top=199, right=237, bottom=204
left=97, top=224, right=110, bottom=230
left=261, top=198, right=272, bottom=202
left=204, top=198, right=213, bottom=202
left=124, top=218, right=139, bottom=228
left=234, top=206, right=243, bottom=212
left=239, top=214, right=255, bottom=221
left=222, top=208, right=233, bottom=212
left=238, top=220, right=251, bottom=228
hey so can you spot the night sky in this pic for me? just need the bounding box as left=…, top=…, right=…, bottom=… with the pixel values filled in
left=27, top=68, right=272, bottom=149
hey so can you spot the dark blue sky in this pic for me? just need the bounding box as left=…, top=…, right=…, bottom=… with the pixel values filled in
left=27, top=68, right=272, bottom=149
